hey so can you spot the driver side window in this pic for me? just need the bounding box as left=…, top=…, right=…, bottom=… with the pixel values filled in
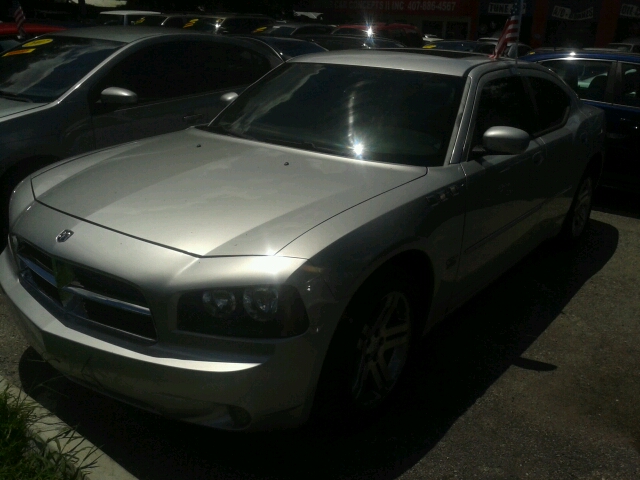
left=472, top=76, right=535, bottom=148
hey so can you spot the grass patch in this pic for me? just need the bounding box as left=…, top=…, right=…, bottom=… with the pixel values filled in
left=0, top=386, right=97, bottom=479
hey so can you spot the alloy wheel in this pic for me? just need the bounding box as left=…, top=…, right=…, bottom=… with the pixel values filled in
left=351, top=290, right=412, bottom=409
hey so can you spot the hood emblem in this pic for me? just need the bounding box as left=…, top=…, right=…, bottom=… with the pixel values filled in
left=56, top=230, right=74, bottom=243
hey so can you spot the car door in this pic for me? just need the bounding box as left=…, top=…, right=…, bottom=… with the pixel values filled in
left=453, top=72, right=545, bottom=304
left=89, top=39, right=276, bottom=150
left=605, top=61, right=640, bottom=188
left=524, top=73, right=575, bottom=229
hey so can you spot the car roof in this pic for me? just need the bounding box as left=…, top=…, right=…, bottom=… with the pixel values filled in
left=335, top=23, right=419, bottom=31
left=45, top=26, right=210, bottom=43
left=525, top=49, right=640, bottom=62
left=289, top=49, right=496, bottom=76
left=99, top=10, right=161, bottom=15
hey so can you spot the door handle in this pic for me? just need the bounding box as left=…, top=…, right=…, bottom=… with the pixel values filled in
left=183, top=114, right=204, bottom=124
left=579, top=132, right=589, bottom=145
left=532, top=152, right=544, bottom=166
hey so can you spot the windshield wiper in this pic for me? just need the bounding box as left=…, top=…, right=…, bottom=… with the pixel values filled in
left=0, top=90, right=33, bottom=103
left=259, top=137, right=346, bottom=156
left=203, top=124, right=257, bottom=141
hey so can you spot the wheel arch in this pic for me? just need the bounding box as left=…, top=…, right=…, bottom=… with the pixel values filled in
left=586, top=151, right=604, bottom=187
left=338, top=248, right=436, bottom=337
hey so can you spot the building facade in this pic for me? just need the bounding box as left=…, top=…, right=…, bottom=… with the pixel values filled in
left=299, top=0, right=640, bottom=48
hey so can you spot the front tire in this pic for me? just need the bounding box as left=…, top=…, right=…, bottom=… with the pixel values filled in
left=312, top=273, right=418, bottom=424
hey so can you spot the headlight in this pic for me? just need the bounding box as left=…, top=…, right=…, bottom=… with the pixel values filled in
left=178, top=285, right=308, bottom=338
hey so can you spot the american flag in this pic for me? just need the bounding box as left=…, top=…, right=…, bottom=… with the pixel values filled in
left=12, top=0, right=27, bottom=39
left=491, top=0, right=524, bottom=59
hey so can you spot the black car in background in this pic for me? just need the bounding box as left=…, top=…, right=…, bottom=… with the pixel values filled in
left=525, top=50, right=640, bottom=191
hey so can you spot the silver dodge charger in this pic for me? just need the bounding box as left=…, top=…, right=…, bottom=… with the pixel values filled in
left=0, top=50, right=605, bottom=430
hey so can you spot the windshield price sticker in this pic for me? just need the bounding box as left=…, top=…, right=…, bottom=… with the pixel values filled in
left=2, top=48, right=35, bottom=57
left=183, top=18, right=199, bottom=28
left=22, top=39, right=53, bottom=47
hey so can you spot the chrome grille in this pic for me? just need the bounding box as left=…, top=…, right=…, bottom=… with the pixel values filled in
left=14, top=239, right=156, bottom=341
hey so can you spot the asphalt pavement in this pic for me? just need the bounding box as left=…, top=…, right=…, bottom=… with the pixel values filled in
left=0, top=187, right=638, bottom=480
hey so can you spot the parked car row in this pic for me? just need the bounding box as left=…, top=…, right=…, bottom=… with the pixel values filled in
left=0, top=27, right=326, bottom=230
left=1, top=24, right=607, bottom=433
left=425, top=39, right=533, bottom=58
left=524, top=49, right=640, bottom=191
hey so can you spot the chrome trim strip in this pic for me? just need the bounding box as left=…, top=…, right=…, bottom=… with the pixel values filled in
left=17, top=255, right=56, bottom=286
left=62, top=285, right=151, bottom=316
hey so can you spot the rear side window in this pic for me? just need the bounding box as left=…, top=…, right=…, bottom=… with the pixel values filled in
left=527, top=77, right=570, bottom=133
left=473, top=76, right=535, bottom=146
left=542, top=59, right=612, bottom=102
left=618, top=62, right=640, bottom=108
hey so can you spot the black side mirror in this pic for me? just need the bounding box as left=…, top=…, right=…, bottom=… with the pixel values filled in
left=100, top=87, right=138, bottom=105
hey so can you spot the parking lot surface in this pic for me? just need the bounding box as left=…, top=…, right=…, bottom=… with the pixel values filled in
left=1, top=188, right=639, bottom=480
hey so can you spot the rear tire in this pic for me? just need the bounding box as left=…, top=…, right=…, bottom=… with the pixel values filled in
left=559, top=172, right=594, bottom=244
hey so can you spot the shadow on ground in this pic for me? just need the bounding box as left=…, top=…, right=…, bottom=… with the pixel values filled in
left=18, top=219, right=618, bottom=480
left=593, top=187, right=640, bottom=219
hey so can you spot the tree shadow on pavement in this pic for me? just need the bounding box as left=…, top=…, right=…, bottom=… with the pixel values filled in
left=18, top=219, right=619, bottom=480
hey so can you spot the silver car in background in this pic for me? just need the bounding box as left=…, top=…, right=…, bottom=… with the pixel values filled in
left=1, top=50, right=605, bottom=431
left=0, top=27, right=286, bottom=228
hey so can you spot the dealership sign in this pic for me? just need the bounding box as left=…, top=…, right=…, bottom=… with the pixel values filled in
left=551, top=6, right=594, bottom=20
left=487, top=2, right=526, bottom=14
left=621, top=3, right=640, bottom=18
left=327, top=0, right=469, bottom=15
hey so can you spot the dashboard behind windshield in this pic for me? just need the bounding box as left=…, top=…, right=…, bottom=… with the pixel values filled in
left=206, top=63, right=463, bottom=167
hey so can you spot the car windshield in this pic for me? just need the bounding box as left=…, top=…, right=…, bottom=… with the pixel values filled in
left=0, top=36, right=123, bottom=102
left=186, top=19, right=220, bottom=32
left=263, top=26, right=297, bottom=36
left=132, top=16, right=167, bottom=26
left=257, top=37, right=326, bottom=58
left=204, top=63, right=463, bottom=167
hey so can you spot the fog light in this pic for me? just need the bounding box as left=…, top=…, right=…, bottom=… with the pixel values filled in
left=243, top=286, right=278, bottom=321
left=202, top=290, right=236, bottom=318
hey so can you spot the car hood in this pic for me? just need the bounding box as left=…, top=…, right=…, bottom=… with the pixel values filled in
left=0, top=98, right=46, bottom=118
left=32, top=128, right=425, bottom=257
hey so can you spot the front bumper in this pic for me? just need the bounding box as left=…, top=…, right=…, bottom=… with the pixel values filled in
left=0, top=239, right=337, bottom=430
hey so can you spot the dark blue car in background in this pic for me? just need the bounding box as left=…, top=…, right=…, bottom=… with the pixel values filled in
left=525, top=50, right=640, bottom=191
